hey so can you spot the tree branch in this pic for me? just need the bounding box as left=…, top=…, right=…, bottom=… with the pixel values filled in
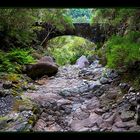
left=40, top=26, right=55, bottom=46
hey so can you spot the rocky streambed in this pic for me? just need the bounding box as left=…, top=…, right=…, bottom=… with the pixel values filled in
left=0, top=60, right=140, bottom=132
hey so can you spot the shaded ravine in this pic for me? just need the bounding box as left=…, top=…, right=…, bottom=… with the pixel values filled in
left=24, top=60, right=140, bottom=132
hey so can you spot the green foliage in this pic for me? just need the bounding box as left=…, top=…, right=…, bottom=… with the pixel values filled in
left=39, top=9, right=74, bottom=31
left=0, top=9, right=38, bottom=47
left=90, top=8, right=137, bottom=26
left=0, top=8, right=74, bottom=49
left=47, top=36, right=96, bottom=65
left=106, top=31, right=140, bottom=70
left=0, top=48, right=35, bottom=73
left=8, top=48, right=35, bottom=65
left=67, top=8, right=92, bottom=23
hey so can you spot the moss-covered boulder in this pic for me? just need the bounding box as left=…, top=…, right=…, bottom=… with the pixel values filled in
left=23, top=56, right=58, bottom=80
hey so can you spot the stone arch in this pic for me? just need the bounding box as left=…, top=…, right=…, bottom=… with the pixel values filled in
left=34, top=22, right=106, bottom=45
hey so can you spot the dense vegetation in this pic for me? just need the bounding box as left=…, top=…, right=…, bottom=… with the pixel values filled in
left=90, top=8, right=140, bottom=87
left=47, top=36, right=95, bottom=65
left=0, top=8, right=74, bottom=73
left=90, top=9, right=140, bottom=68
left=67, top=9, right=92, bottom=23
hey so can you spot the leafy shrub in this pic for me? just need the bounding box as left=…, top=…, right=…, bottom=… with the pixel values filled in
left=106, top=31, right=140, bottom=70
left=8, top=48, right=35, bottom=65
left=0, top=48, right=36, bottom=73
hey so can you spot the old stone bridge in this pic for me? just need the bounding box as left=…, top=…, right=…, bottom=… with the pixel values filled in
left=34, top=22, right=106, bottom=45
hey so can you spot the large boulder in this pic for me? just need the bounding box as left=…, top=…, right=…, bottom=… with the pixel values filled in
left=38, top=56, right=55, bottom=63
left=75, top=55, right=89, bottom=69
left=23, top=56, right=58, bottom=80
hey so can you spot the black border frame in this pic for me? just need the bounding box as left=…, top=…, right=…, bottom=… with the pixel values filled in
left=0, top=0, right=140, bottom=7
left=0, top=1, right=140, bottom=139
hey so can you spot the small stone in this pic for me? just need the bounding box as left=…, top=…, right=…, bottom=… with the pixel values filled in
left=100, top=77, right=110, bottom=84
left=128, top=125, right=140, bottom=131
left=3, top=81, right=13, bottom=89
left=0, top=119, right=7, bottom=129
left=44, top=123, right=62, bottom=131
left=131, top=92, right=136, bottom=95
left=55, top=111, right=61, bottom=116
left=80, top=105, right=87, bottom=111
left=33, top=119, right=46, bottom=131
left=0, top=90, right=11, bottom=97
left=41, top=112, right=47, bottom=118
left=65, top=108, right=72, bottom=115
left=79, top=127, right=90, bottom=131
left=74, top=111, right=90, bottom=120
left=70, top=120, right=86, bottom=131
left=90, top=125, right=100, bottom=131
left=119, top=83, right=130, bottom=94
left=0, top=90, right=6, bottom=97
left=104, top=113, right=116, bottom=125
left=48, top=115, right=55, bottom=121
left=114, top=120, right=135, bottom=129
left=102, top=112, right=113, bottom=120
left=89, top=81, right=101, bottom=91
left=75, top=55, right=89, bottom=69
left=57, top=99, right=71, bottom=106
left=120, top=111, right=135, bottom=122
left=96, top=117, right=103, bottom=127
left=86, top=97, right=100, bottom=110
left=128, top=87, right=136, bottom=93
left=111, top=125, right=127, bottom=132
left=59, top=90, right=72, bottom=97
left=94, top=108, right=105, bottom=115
left=105, top=69, right=118, bottom=79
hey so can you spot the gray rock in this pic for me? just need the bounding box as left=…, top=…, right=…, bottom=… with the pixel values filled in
left=0, top=90, right=11, bottom=97
left=100, top=77, right=110, bottom=84
left=102, top=112, right=113, bottom=120
left=15, top=122, right=29, bottom=131
left=94, top=108, right=106, bottom=115
left=70, top=120, right=85, bottom=131
left=59, top=90, right=72, bottom=97
left=105, top=69, right=118, bottom=79
left=33, top=119, right=46, bottom=131
left=73, top=109, right=90, bottom=120
left=114, top=120, right=135, bottom=129
left=90, top=125, right=100, bottom=131
left=79, top=85, right=89, bottom=93
left=3, top=81, right=13, bottom=89
left=111, top=125, right=127, bottom=132
left=0, top=119, right=7, bottom=129
left=120, top=111, right=135, bottom=122
left=119, top=83, right=130, bottom=94
left=86, top=97, right=100, bottom=110
left=24, top=56, right=58, bottom=80
left=57, top=99, right=71, bottom=107
left=71, top=112, right=99, bottom=130
left=81, top=91, right=95, bottom=99
left=44, top=123, right=62, bottom=131
left=128, top=87, right=136, bottom=93
left=128, top=126, right=140, bottom=131
left=76, top=55, right=89, bottom=69
left=104, top=113, right=116, bottom=125
left=0, top=95, right=14, bottom=116
left=96, top=117, right=104, bottom=127
left=88, top=81, right=101, bottom=91
left=79, top=127, right=90, bottom=131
